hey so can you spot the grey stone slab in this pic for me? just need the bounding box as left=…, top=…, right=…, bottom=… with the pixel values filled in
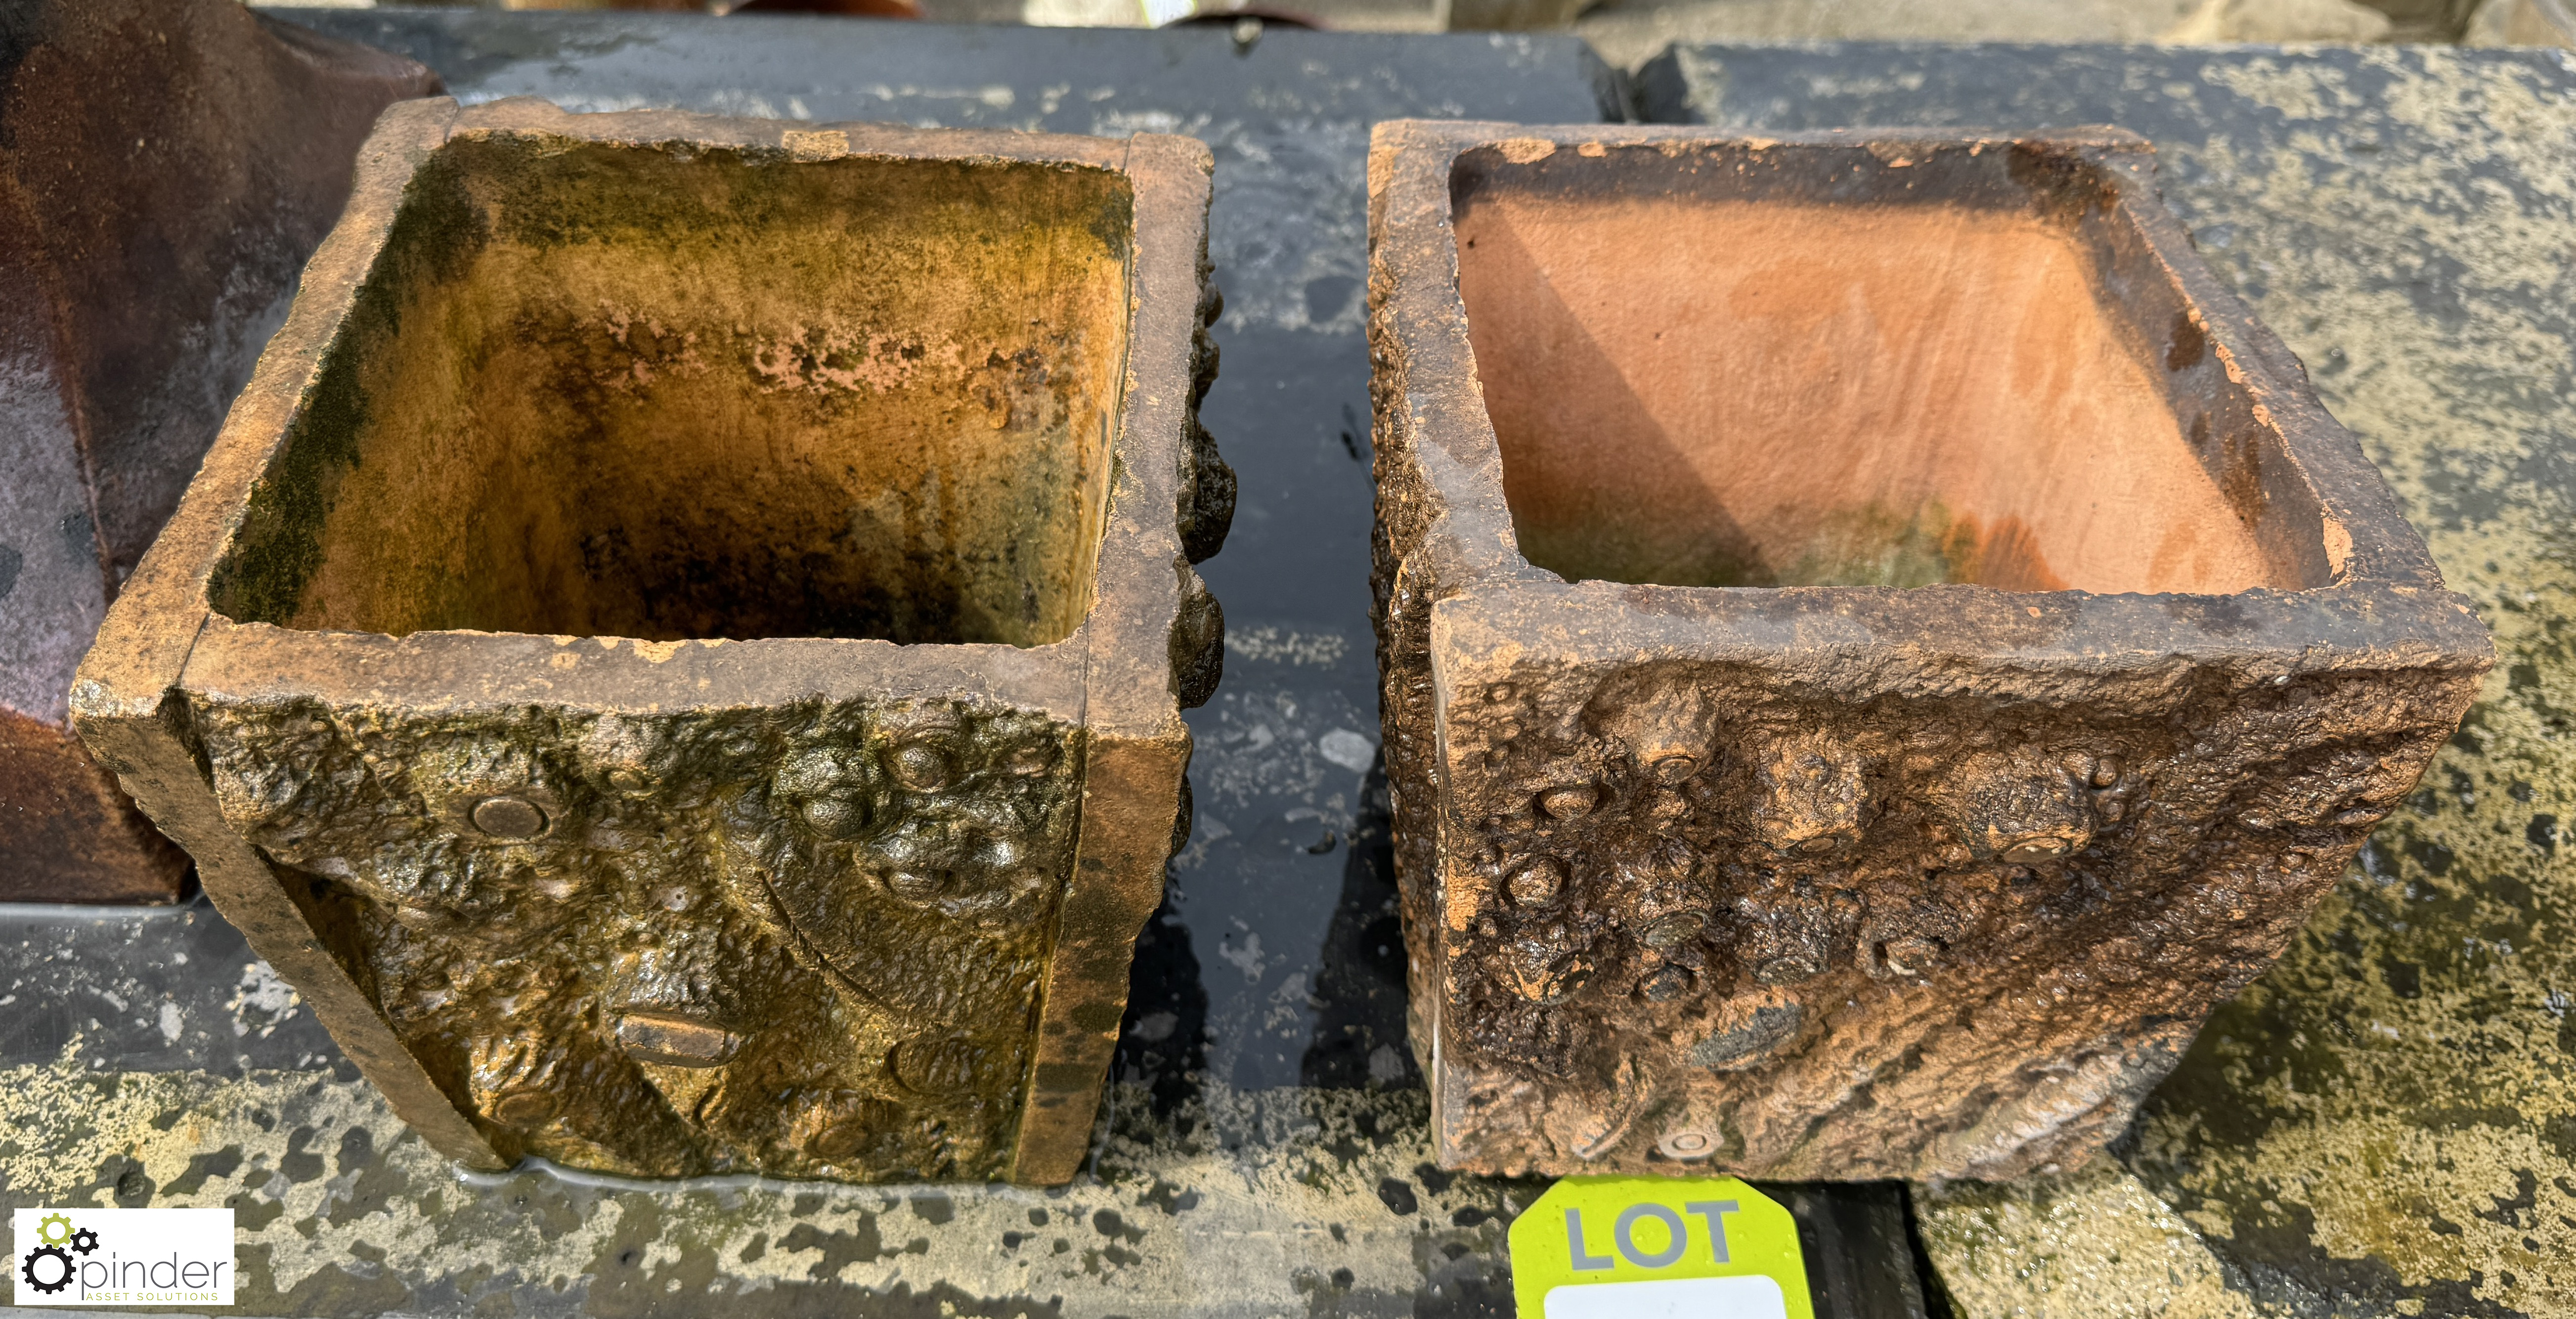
left=0, top=897, right=342, bottom=1076
left=1642, top=40, right=2576, bottom=1319
left=289, top=9, right=1619, bottom=342
left=1575, top=0, right=2206, bottom=70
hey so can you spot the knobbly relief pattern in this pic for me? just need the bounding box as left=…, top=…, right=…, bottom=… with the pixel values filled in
left=1417, top=664, right=2462, bottom=1180
left=191, top=697, right=1082, bottom=1181
left=1366, top=125, right=2486, bottom=1183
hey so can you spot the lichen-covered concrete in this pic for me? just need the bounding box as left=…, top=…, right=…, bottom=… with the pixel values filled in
left=2124, top=51, right=2576, bottom=1318
left=0, top=1041, right=1528, bottom=1317
left=1642, top=40, right=2576, bottom=1317
left=1915, top=1164, right=2255, bottom=1319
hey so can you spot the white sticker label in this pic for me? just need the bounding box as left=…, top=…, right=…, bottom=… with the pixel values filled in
left=13, top=1208, right=234, bottom=1307
left=1542, top=1274, right=1790, bottom=1319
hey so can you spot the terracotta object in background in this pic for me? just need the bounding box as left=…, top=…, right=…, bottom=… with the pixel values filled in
left=0, top=0, right=439, bottom=902
left=1442, top=0, right=1601, bottom=30
left=74, top=100, right=1229, bottom=1183
left=730, top=0, right=927, bottom=16
left=2468, top=0, right=2576, bottom=44
left=1365, top=121, right=2489, bottom=1180
left=497, top=1, right=927, bottom=15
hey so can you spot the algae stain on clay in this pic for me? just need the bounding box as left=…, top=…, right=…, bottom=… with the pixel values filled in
left=1778, top=501, right=2067, bottom=591
left=2102, top=48, right=2576, bottom=1316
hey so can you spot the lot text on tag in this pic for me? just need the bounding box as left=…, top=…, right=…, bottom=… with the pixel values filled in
left=1507, top=1176, right=1810, bottom=1319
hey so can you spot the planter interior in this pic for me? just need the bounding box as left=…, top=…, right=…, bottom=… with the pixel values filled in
left=213, top=136, right=1131, bottom=648
left=1451, top=143, right=2317, bottom=596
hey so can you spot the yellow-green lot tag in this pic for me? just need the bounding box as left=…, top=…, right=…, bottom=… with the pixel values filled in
left=1508, top=1176, right=1811, bottom=1319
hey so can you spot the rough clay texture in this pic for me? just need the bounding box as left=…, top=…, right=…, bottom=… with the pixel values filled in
left=72, top=100, right=1229, bottom=1187
left=1366, top=123, right=2490, bottom=1182
left=0, top=0, right=438, bottom=903
left=196, top=696, right=1089, bottom=1184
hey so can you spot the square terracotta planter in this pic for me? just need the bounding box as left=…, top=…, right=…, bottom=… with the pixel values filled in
left=1365, top=122, right=2490, bottom=1180
left=74, top=99, right=1229, bottom=1184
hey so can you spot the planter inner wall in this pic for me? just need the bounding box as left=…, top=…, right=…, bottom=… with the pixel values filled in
left=1450, top=144, right=2320, bottom=595
left=211, top=136, right=1132, bottom=647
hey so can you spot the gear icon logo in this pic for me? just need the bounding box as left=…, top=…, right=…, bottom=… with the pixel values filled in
left=22, top=1214, right=87, bottom=1297
left=20, top=1243, right=73, bottom=1295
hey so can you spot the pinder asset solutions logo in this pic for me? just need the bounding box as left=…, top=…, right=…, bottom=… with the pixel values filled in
left=13, top=1207, right=235, bottom=1307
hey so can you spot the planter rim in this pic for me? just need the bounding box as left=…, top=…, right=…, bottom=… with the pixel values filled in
left=180, top=623, right=1091, bottom=721
left=1367, top=119, right=2478, bottom=663
left=1432, top=579, right=2491, bottom=684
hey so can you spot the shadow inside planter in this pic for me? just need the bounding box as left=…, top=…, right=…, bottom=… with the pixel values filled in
left=210, top=134, right=1135, bottom=647
left=1449, top=140, right=2328, bottom=596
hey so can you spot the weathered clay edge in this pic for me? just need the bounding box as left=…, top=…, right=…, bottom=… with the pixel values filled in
left=1015, top=131, right=1217, bottom=1185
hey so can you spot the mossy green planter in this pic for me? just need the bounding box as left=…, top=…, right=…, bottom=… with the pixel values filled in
left=76, top=99, right=1230, bottom=1185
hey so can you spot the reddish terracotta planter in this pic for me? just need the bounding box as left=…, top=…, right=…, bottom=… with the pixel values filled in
left=1366, top=121, right=2489, bottom=1179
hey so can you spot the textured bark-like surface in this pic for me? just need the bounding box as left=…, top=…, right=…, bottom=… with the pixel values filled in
left=72, top=99, right=1226, bottom=1184
left=1366, top=122, right=2491, bottom=1181
left=0, top=0, right=439, bottom=902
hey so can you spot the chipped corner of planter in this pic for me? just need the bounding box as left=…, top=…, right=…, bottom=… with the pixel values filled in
left=71, top=98, right=1230, bottom=1186
left=1362, top=121, right=2493, bottom=1181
